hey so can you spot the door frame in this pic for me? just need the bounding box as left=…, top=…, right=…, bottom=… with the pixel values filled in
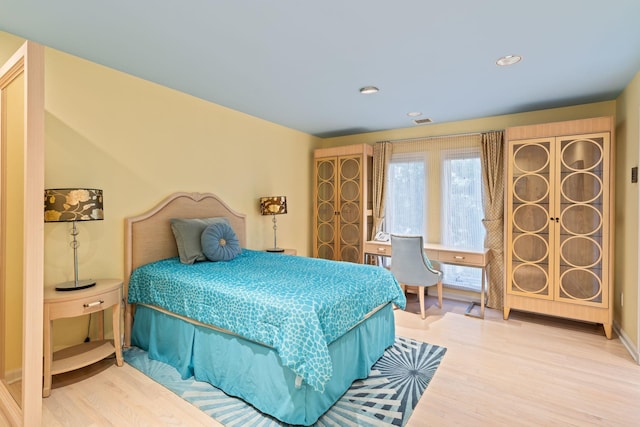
left=0, top=40, right=44, bottom=427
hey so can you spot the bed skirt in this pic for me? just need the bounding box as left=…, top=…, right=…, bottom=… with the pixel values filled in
left=131, top=303, right=396, bottom=425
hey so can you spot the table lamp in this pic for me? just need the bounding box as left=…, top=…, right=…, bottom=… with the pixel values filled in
left=44, top=188, right=104, bottom=291
left=259, top=196, right=287, bottom=252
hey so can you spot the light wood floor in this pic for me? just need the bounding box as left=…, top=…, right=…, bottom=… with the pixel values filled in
left=35, top=297, right=640, bottom=426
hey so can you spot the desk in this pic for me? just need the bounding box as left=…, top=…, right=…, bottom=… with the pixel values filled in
left=364, top=241, right=491, bottom=318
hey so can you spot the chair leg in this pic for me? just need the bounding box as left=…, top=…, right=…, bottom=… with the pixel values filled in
left=437, top=280, right=443, bottom=308
left=419, top=286, right=426, bottom=319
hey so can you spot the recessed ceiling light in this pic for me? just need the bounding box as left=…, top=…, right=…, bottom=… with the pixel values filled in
left=407, top=112, right=422, bottom=117
left=359, top=86, right=379, bottom=94
left=496, top=54, right=522, bottom=66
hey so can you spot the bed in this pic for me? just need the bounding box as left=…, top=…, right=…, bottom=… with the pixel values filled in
left=123, top=192, right=406, bottom=425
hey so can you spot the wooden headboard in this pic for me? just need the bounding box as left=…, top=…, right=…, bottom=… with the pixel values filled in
left=123, top=192, right=247, bottom=346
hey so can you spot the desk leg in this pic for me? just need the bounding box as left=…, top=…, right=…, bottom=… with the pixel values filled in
left=365, top=252, right=384, bottom=266
left=464, top=265, right=486, bottom=319
left=481, top=264, right=486, bottom=318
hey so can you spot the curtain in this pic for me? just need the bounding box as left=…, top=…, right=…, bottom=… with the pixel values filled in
left=371, top=141, right=393, bottom=239
left=480, top=131, right=505, bottom=310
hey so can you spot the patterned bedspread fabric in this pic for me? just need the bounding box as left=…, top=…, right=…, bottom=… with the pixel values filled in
left=128, top=249, right=406, bottom=392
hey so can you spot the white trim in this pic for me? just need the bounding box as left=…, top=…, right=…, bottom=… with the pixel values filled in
left=637, top=108, right=640, bottom=364
left=614, top=320, right=639, bottom=363
left=3, top=367, right=22, bottom=385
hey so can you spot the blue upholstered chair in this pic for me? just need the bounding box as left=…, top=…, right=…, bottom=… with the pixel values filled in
left=390, top=234, right=443, bottom=319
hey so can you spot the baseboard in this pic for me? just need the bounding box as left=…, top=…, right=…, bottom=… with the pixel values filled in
left=614, top=321, right=639, bottom=364
left=431, top=285, right=638, bottom=363
left=3, top=367, right=21, bottom=385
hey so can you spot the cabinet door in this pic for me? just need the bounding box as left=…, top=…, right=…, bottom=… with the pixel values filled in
left=507, top=138, right=555, bottom=300
left=555, top=133, right=609, bottom=307
left=315, top=157, right=338, bottom=260
left=338, top=155, right=363, bottom=263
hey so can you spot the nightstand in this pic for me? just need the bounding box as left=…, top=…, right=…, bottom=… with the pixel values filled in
left=43, top=278, right=124, bottom=397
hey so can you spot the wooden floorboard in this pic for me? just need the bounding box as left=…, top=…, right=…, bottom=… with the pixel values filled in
left=41, top=296, right=640, bottom=426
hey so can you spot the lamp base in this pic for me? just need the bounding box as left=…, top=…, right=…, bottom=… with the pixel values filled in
left=266, top=248, right=285, bottom=253
left=55, top=279, right=97, bottom=291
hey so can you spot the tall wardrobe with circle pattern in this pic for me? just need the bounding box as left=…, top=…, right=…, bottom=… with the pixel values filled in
left=313, top=144, right=373, bottom=264
left=504, top=117, right=614, bottom=338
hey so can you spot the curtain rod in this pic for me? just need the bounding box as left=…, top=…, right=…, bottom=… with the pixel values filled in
left=383, top=129, right=502, bottom=144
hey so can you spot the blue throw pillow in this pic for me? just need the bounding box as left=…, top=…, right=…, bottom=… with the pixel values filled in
left=201, top=222, right=242, bottom=262
left=170, top=217, right=230, bottom=264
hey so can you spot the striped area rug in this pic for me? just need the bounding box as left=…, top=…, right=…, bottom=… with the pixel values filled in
left=124, top=336, right=446, bottom=426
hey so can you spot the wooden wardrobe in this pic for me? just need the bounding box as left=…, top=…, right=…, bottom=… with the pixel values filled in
left=313, top=144, right=373, bottom=263
left=504, top=117, right=614, bottom=338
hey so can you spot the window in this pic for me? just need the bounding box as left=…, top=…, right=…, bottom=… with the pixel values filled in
left=440, top=149, right=484, bottom=290
left=386, top=154, right=425, bottom=237
left=385, top=142, right=485, bottom=291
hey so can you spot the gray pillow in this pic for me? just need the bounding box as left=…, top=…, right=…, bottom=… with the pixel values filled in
left=170, top=217, right=230, bottom=264
left=201, top=222, right=242, bottom=262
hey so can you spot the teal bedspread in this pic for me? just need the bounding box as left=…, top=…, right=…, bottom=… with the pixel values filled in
left=128, top=249, right=405, bottom=392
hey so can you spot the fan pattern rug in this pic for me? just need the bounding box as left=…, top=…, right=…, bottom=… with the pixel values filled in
left=124, top=336, right=446, bottom=427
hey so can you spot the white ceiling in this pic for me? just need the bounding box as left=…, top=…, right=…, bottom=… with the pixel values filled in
left=2, top=0, right=640, bottom=138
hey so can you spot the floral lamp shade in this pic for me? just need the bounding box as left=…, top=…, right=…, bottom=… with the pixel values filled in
left=259, top=196, right=287, bottom=216
left=44, top=188, right=104, bottom=222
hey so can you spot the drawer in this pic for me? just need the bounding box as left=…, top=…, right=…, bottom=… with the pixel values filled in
left=46, top=288, right=121, bottom=320
left=424, top=249, right=439, bottom=261
left=365, top=242, right=392, bottom=257
left=437, top=250, right=485, bottom=267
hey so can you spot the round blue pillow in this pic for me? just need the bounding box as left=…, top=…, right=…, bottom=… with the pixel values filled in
left=201, top=222, right=241, bottom=261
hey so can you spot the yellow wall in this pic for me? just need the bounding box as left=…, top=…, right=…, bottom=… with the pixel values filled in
left=44, top=50, right=319, bottom=347
left=615, top=71, right=640, bottom=349
left=0, top=32, right=23, bottom=60
left=1, top=31, right=320, bottom=348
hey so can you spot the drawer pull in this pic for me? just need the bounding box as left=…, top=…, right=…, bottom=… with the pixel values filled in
left=453, top=255, right=465, bottom=260
left=83, top=300, right=104, bottom=308
left=377, top=247, right=387, bottom=253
